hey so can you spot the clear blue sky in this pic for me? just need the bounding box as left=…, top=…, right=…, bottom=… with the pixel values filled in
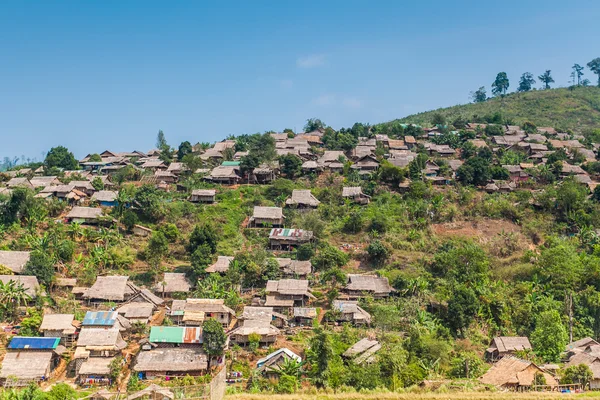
left=1, top=0, right=599, bottom=160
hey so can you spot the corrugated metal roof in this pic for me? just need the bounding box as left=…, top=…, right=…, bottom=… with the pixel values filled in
left=83, top=310, right=117, bottom=326
left=8, top=336, right=60, bottom=350
left=221, top=161, right=240, bottom=166
left=149, top=326, right=202, bottom=344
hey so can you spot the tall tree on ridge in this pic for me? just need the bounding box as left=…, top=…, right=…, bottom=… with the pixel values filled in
left=517, top=72, right=536, bottom=92
left=587, top=58, right=600, bottom=87
left=491, top=72, right=510, bottom=97
left=538, top=70, right=555, bottom=89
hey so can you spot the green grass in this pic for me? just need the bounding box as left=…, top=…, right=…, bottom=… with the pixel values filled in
left=380, top=86, right=600, bottom=132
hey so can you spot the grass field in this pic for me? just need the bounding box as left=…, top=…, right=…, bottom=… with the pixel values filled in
left=226, top=392, right=600, bottom=400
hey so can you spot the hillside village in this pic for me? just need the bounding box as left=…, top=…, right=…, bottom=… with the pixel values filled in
left=3, top=111, right=600, bottom=397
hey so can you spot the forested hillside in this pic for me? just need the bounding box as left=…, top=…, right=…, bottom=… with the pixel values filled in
left=3, top=109, right=600, bottom=397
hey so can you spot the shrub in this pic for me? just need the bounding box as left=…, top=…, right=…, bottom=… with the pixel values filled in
left=367, top=240, right=390, bottom=265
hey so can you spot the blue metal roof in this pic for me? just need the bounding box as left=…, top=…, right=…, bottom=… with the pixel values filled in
left=82, top=310, right=117, bottom=326
left=8, top=336, right=60, bottom=350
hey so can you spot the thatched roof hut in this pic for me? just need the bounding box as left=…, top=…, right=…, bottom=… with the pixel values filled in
left=480, top=357, right=558, bottom=389
left=205, top=256, right=234, bottom=273
left=133, top=348, right=208, bottom=374
left=153, top=273, right=192, bottom=294
left=0, top=250, right=30, bottom=274
left=83, top=275, right=133, bottom=302
left=0, top=275, right=41, bottom=298
left=285, top=190, right=320, bottom=208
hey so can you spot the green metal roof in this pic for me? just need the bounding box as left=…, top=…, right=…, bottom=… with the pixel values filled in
left=221, top=161, right=240, bottom=166
left=149, top=326, right=184, bottom=343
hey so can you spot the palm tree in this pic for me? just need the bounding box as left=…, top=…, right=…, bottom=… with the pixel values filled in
left=67, top=222, right=83, bottom=241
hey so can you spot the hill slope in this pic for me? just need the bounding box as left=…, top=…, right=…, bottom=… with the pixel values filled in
left=385, top=87, right=600, bottom=132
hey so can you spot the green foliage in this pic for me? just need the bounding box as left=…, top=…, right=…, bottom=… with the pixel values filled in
left=178, top=140, right=193, bottom=160
left=248, top=332, right=261, bottom=352
left=122, top=210, right=138, bottom=231
left=518, top=72, right=536, bottom=92
left=19, top=309, right=42, bottom=336
left=159, top=223, right=179, bottom=242
left=44, top=146, right=78, bottom=170
left=146, top=231, right=169, bottom=263
left=561, top=364, right=593, bottom=388
left=279, top=154, right=303, bottom=178
left=133, top=185, right=164, bottom=221
left=45, top=383, right=77, bottom=400
left=382, top=87, right=600, bottom=132
left=87, top=153, right=102, bottom=162
left=456, top=156, right=491, bottom=186
left=448, top=351, right=486, bottom=378
left=485, top=124, right=504, bottom=136
left=471, top=86, right=487, bottom=103
left=588, top=58, right=600, bottom=87
left=538, top=70, right=555, bottom=89
left=367, top=240, right=390, bottom=265
left=24, top=250, right=55, bottom=286
left=312, top=243, right=349, bottom=271
left=91, top=176, right=104, bottom=191
left=296, top=243, right=314, bottom=261
left=531, top=309, right=568, bottom=362
left=343, top=211, right=363, bottom=234
left=203, top=318, right=227, bottom=357
left=492, top=72, right=510, bottom=96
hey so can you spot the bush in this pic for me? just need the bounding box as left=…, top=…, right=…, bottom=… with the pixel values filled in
left=343, top=211, right=364, bottom=234
left=367, top=240, right=390, bottom=265
left=159, top=223, right=180, bottom=242
left=296, top=243, right=314, bottom=261
left=122, top=210, right=138, bottom=232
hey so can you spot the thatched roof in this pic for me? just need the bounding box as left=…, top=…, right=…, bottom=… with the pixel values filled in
left=230, top=319, right=280, bottom=337
left=264, top=295, right=294, bottom=307
left=91, top=190, right=118, bottom=202
left=39, top=314, right=76, bottom=334
left=66, top=206, right=103, bottom=220
left=566, top=337, right=600, bottom=351
left=241, top=306, right=273, bottom=321
left=6, top=177, right=33, bottom=189
left=276, top=258, right=312, bottom=276
left=293, top=307, right=317, bottom=318
left=319, top=151, right=345, bottom=163
left=56, top=278, right=77, bottom=287
left=342, top=187, right=366, bottom=197
left=133, top=348, right=208, bottom=372
left=344, top=338, right=379, bottom=357
left=83, top=275, right=131, bottom=301
left=345, top=274, right=394, bottom=295
left=184, top=299, right=235, bottom=317
left=78, top=357, right=115, bottom=376
left=116, top=302, right=154, bottom=320
left=0, top=351, right=53, bottom=380
left=286, top=190, right=320, bottom=207
left=127, top=384, right=174, bottom=400
left=77, top=328, right=127, bottom=350
left=266, top=279, right=312, bottom=297
left=208, top=166, right=240, bottom=179
left=488, top=337, right=532, bottom=354
left=205, top=256, right=234, bottom=273
left=343, top=338, right=381, bottom=364
left=0, top=250, right=30, bottom=274
left=480, top=357, right=558, bottom=387
left=153, top=272, right=192, bottom=293
left=253, top=206, right=284, bottom=220
left=191, top=189, right=216, bottom=196
left=0, top=275, right=40, bottom=297
left=332, top=300, right=372, bottom=323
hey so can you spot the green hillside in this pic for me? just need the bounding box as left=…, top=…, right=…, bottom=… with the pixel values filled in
left=387, top=86, right=600, bottom=132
